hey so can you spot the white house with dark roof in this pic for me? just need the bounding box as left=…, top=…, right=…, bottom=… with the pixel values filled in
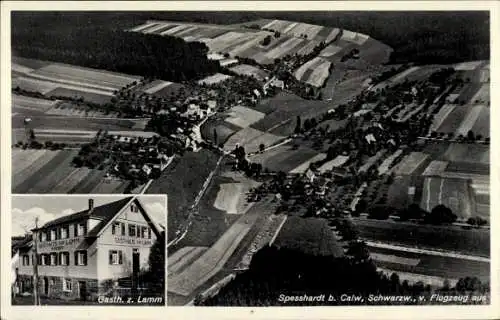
left=12, top=197, right=164, bottom=302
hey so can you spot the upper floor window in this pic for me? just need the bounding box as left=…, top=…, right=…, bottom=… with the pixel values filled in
left=130, top=204, right=139, bottom=213
left=50, top=229, right=56, bottom=241
left=74, top=251, right=87, bottom=266
left=60, top=226, right=69, bottom=239
left=128, top=224, right=136, bottom=237
left=40, top=254, right=48, bottom=266
left=141, top=226, right=148, bottom=239
left=112, top=222, right=121, bottom=235
left=22, top=255, right=30, bottom=266
left=148, top=228, right=152, bottom=239
left=50, top=253, right=58, bottom=266
left=75, top=222, right=86, bottom=237
left=41, top=232, right=47, bottom=242
left=121, top=223, right=126, bottom=236
left=59, top=252, right=70, bottom=266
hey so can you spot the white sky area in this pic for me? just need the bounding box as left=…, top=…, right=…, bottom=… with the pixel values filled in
left=12, top=195, right=166, bottom=236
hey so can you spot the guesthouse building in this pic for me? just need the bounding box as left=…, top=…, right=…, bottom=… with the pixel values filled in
left=12, top=197, right=164, bottom=302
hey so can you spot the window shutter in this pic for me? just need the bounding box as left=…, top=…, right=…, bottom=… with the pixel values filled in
left=83, top=252, right=87, bottom=266
left=119, top=251, right=123, bottom=264
left=148, top=228, right=152, bottom=239
left=109, top=251, right=113, bottom=265
left=74, top=252, right=78, bottom=265
left=74, top=224, right=77, bottom=237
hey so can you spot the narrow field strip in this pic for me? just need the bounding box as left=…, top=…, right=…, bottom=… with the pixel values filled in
left=370, top=253, right=421, bottom=266
left=144, top=81, right=173, bottom=94
left=377, top=267, right=458, bottom=287
left=366, top=241, right=490, bottom=262
left=455, top=105, right=484, bottom=136
left=51, top=167, right=93, bottom=193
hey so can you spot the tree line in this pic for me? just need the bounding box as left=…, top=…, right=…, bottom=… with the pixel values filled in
left=12, top=16, right=220, bottom=82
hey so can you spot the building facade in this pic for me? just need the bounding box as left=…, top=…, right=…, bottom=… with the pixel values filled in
left=12, top=197, right=164, bottom=302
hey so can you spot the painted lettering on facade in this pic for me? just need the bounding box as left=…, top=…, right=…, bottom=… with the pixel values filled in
left=38, top=238, right=82, bottom=251
left=114, top=236, right=152, bottom=246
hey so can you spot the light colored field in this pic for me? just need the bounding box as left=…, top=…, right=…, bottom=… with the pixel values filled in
left=230, top=64, right=268, bottom=81
left=206, top=31, right=246, bottom=52
left=12, top=150, right=60, bottom=189
left=225, top=105, right=266, bottom=128
left=318, top=155, right=350, bottom=173
left=167, top=199, right=273, bottom=296
left=294, top=57, right=325, bottom=80
left=422, top=161, right=449, bottom=176
left=143, top=23, right=172, bottom=34
left=129, top=21, right=157, bottom=32
left=108, top=130, right=158, bottom=138
left=144, top=80, right=173, bottom=94
left=370, top=253, right=421, bottom=266
left=160, top=24, right=191, bottom=36
left=220, top=58, right=239, bottom=67
left=430, top=104, right=456, bottom=132
left=454, top=61, right=484, bottom=71
left=420, top=177, right=472, bottom=218
left=12, top=94, right=59, bottom=112
left=390, top=66, right=421, bottom=83
left=378, top=149, right=403, bottom=175
left=283, top=22, right=298, bottom=33
left=90, top=177, right=128, bottom=194
left=479, top=69, right=490, bottom=83
left=224, top=127, right=284, bottom=154
left=213, top=183, right=244, bottom=214
left=12, top=77, right=59, bottom=94
left=228, top=32, right=269, bottom=57
left=198, top=73, right=232, bottom=85
left=262, top=19, right=280, bottom=30
left=469, top=84, right=489, bottom=104
left=340, top=30, right=369, bottom=45
left=289, top=153, right=327, bottom=174
left=12, top=149, right=48, bottom=176
left=34, top=64, right=139, bottom=89
left=325, top=28, right=341, bottom=43
left=320, top=44, right=343, bottom=57
left=12, top=63, right=34, bottom=74
left=51, top=167, right=93, bottom=193
left=455, top=105, right=485, bottom=136
left=264, top=37, right=304, bottom=60
left=305, top=60, right=332, bottom=87
left=168, top=246, right=209, bottom=276
left=394, top=152, right=429, bottom=175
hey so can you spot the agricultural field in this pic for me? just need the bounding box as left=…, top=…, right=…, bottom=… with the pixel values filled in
left=147, top=150, right=221, bottom=241
left=393, top=152, right=430, bottom=176
left=273, top=216, right=343, bottom=257
left=11, top=149, right=108, bottom=194
left=223, top=127, right=284, bottom=154
left=353, top=218, right=490, bottom=257
left=168, top=246, right=209, bottom=276
left=420, top=177, right=473, bottom=218
left=229, top=64, right=269, bottom=81
left=12, top=57, right=140, bottom=104
left=250, top=143, right=321, bottom=173
left=167, top=197, right=276, bottom=297
left=198, top=73, right=233, bottom=85
left=318, top=155, right=350, bottom=173
left=369, top=245, right=489, bottom=283
left=224, top=105, right=266, bottom=128
left=45, top=102, right=119, bottom=118
left=294, top=57, right=332, bottom=87
left=12, top=94, right=60, bottom=115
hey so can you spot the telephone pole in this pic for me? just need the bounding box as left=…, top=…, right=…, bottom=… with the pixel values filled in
left=33, top=217, right=40, bottom=305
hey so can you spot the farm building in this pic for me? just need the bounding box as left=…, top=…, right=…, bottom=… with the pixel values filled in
left=12, top=197, right=164, bottom=302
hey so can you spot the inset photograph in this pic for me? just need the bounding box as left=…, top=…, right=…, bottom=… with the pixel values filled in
left=11, top=195, right=166, bottom=306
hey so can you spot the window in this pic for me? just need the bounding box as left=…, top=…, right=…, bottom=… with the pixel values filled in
left=141, top=226, right=148, bottom=239
left=130, top=204, right=138, bottom=213
left=74, top=251, right=87, bottom=266
left=59, top=252, right=70, bottom=266
left=128, top=224, right=136, bottom=237
left=75, top=222, right=86, bottom=237
left=50, top=229, right=57, bottom=241
left=62, top=278, right=72, bottom=292
left=148, top=228, right=152, bottom=239
left=41, top=232, right=47, bottom=242
left=61, top=226, right=69, bottom=239
left=22, top=255, right=30, bottom=266
left=40, top=254, right=48, bottom=266
left=121, top=223, right=126, bottom=236
left=109, top=250, right=123, bottom=265
left=112, top=222, right=120, bottom=235
left=50, top=253, right=58, bottom=266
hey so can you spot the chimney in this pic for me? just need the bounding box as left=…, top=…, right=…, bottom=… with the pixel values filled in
left=88, top=199, right=94, bottom=213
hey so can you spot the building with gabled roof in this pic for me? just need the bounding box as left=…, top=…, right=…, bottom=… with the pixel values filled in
left=12, top=197, right=165, bottom=302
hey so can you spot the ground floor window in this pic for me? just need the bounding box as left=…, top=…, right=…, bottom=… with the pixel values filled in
left=109, top=250, right=123, bottom=265
left=62, top=278, right=72, bottom=292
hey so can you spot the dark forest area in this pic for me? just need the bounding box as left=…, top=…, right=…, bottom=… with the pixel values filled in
left=12, top=11, right=489, bottom=66
left=11, top=13, right=220, bottom=82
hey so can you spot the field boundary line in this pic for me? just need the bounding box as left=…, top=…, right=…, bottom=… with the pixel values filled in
left=269, top=215, right=288, bottom=246
left=365, top=240, right=490, bottom=262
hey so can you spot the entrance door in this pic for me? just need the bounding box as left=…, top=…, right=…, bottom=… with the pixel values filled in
left=131, top=249, right=140, bottom=298
left=43, top=277, right=49, bottom=296
left=78, top=281, right=87, bottom=301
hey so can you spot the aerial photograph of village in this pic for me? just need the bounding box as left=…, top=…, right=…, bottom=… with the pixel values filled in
left=10, top=11, right=490, bottom=306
